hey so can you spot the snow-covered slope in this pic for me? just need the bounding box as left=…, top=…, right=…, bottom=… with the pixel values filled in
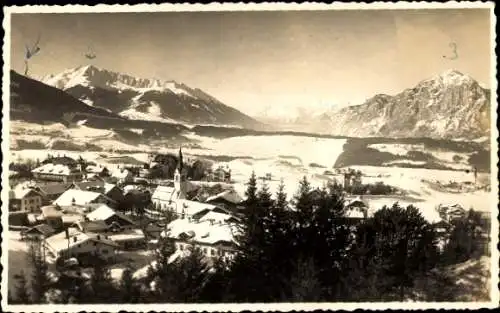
left=322, top=70, right=490, bottom=139
left=43, top=65, right=262, bottom=129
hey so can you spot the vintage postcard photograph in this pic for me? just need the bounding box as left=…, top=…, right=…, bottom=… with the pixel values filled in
left=1, top=2, right=498, bottom=312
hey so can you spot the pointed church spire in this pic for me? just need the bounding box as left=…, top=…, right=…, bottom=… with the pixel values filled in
left=177, top=146, right=183, bottom=171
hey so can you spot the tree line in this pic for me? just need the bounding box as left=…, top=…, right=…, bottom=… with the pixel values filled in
left=9, top=172, right=490, bottom=304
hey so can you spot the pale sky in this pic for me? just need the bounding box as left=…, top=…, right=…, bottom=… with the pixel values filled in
left=10, top=9, right=492, bottom=116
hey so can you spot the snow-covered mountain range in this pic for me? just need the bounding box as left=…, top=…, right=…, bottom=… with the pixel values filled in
left=42, top=65, right=263, bottom=129
left=254, top=70, right=491, bottom=140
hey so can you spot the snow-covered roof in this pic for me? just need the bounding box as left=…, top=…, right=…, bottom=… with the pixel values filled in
left=206, top=189, right=243, bottom=204
left=45, top=228, right=119, bottom=254
left=86, top=164, right=107, bottom=174
left=345, top=208, right=366, bottom=219
left=166, top=218, right=238, bottom=246
left=112, top=169, right=132, bottom=179
left=344, top=196, right=368, bottom=208
left=32, top=163, right=76, bottom=176
left=9, top=186, right=41, bottom=199
left=199, top=211, right=235, bottom=224
left=151, top=185, right=176, bottom=201
left=176, top=199, right=217, bottom=217
left=104, top=183, right=117, bottom=194
left=53, top=189, right=104, bottom=206
left=86, top=204, right=135, bottom=226
left=107, top=229, right=145, bottom=242
left=41, top=205, right=64, bottom=218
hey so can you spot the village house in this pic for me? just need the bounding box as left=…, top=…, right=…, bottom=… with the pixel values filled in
left=44, top=228, right=119, bottom=263
left=111, top=167, right=134, bottom=184
left=32, top=163, right=83, bottom=182
left=22, top=224, right=56, bottom=241
left=53, top=189, right=117, bottom=208
left=436, top=203, right=467, bottom=223
left=205, top=189, right=244, bottom=211
left=212, top=165, right=232, bottom=183
left=163, top=214, right=239, bottom=264
left=86, top=204, right=138, bottom=230
left=30, top=182, right=72, bottom=205
left=40, top=205, right=87, bottom=230
left=343, top=196, right=369, bottom=221
left=68, top=181, right=125, bottom=204
left=85, top=164, right=110, bottom=177
left=343, top=169, right=363, bottom=190
left=9, top=187, right=43, bottom=213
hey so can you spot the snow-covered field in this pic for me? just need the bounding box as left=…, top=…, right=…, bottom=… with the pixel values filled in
left=10, top=121, right=151, bottom=152
left=368, top=143, right=475, bottom=170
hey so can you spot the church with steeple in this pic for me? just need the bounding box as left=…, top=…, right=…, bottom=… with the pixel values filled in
left=173, top=146, right=187, bottom=200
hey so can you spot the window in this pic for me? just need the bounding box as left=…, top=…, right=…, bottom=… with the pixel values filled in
left=211, top=249, right=215, bottom=256
left=179, top=244, right=183, bottom=250
left=203, top=248, right=207, bottom=254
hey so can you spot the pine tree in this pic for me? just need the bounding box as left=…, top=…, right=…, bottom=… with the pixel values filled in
left=29, top=242, right=51, bottom=303
left=172, top=246, right=211, bottom=302
left=369, top=204, right=438, bottom=301
left=244, top=170, right=258, bottom=206
left=87, top=257, right=120, bottom=303
left=275, top=179, right=288, bottom=211
left=14, top=271, right=31, bottom=304
left=146, top=238, right=178, bottom=302
left=288, top=256, right=322, bottom=302
left=120, top=265, right=141, bottom=303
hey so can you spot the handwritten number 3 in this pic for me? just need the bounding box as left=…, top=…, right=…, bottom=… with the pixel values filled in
left=445, top=42, right=458, bottom=60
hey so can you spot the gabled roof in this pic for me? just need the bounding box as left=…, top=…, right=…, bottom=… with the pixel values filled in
left=152, top=185, right=176, bottom=201
left=344, top=196, right=368, bottom=209
left=41, top=205, right=64, bottom=218
left=9, top=187, right=41, bottom=200
left=70, top=181, right=104, bottom=191
left=112, top=169, right=132, bottom=179
left=53, top=189, right=106, bottom=207
left=32, top=163, right=78, bottom=176
left=206, top=189, right=243, bottom=204
left=86, top=204, right=136, bottom=226
left=166, top=218, right=239, bottom=246
left=72, top=220, right=110, bottom=233
left=33, top=182, right=72, bottom=196
left=45, top=228, right=119, bottom=254
left=177, top=200, right=217, bottom=217
left=24, top=224, right=56, bottom=236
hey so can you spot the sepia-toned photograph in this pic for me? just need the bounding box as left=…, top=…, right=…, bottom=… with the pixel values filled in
left=1, top=2, right=498, bottom=312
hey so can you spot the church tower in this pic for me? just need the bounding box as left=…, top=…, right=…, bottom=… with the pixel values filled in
left=174, top=146, right=187, bottom=199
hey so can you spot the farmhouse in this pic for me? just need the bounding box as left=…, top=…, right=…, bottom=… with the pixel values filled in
left=22, top=224, right=56, bottom=241
left=344, top=196, right=369, bottom=220
left=111, top=168, right=134, bottom=184
left=32, top=163, right=83, bottom=182
left=30, top=182, right=72, bottom=204
left=53, top=189, right=117, bottom=208
left=69, top=181, right=124, bottom=203
left=9, top=187, right=43, bottom=212
left=205, top=189, right=244, bottom=211
left=44, top=228, right=119, bottom=262
left=163, top=217, right=239, bottom=264
left=86, top=204, right=137, bottom=230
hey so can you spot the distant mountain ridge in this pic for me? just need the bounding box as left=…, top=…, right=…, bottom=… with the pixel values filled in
left=42, top=65, right=263, bottom=129
left=318, top=70, right=491, bottom=139
left=253, top=70, right=490, bottom=140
